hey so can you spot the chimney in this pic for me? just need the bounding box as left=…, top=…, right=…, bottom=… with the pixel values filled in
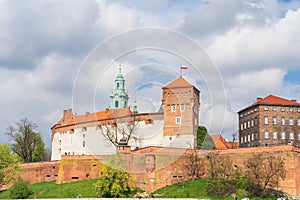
left=257, top=97, right=263, bottom=102
left=63, top=110, right=68, bottom=117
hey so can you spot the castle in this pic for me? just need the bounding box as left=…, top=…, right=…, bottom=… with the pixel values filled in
left=51, top=67, right=200, bottom=160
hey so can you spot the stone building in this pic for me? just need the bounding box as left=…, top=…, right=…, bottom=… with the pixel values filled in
left=51, top=68, right=200, bottom=160
left=238, top=95, right=300, bottom=148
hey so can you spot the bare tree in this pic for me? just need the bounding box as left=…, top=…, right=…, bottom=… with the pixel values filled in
left=101, top=115, right=139, bottom=146
left=206, top=152, right=233, bottom=179
left=247, top=153, right=286, bottom=192
left=183, top=149, right=205, bottom=180
left=231, top=131, right=238, bottom=149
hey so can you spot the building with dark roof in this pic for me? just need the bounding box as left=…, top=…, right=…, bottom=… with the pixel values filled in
left=238, top=95, right=300, bottom=148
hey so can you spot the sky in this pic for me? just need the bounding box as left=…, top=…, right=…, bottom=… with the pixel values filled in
left=1, top=0, right=300, bottom=148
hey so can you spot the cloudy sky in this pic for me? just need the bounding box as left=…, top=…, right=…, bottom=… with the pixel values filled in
left=1, top=0, right=300, bottom=148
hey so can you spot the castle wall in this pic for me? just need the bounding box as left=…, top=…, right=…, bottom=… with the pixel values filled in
left=53, top=145, right=300, bottom=196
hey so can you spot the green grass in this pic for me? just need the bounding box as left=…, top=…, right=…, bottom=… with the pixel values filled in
left=0, top=179, right=99, bottom=199
left=152, top=179, right=276, bottom=200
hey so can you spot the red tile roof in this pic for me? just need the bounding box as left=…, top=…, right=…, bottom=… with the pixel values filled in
left=210, top=134, right=230, bottom=149
left=239, top=95, right=300, bottom=113
left=162, top=77, right=193, bottom=89
left=53, top=108, right=133, bottom=128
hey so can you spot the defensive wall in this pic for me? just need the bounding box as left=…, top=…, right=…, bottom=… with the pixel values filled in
left=2, top=146, right=300, bottom=196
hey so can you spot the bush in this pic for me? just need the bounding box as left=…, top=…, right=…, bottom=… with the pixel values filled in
left=207, top=179, right=237, bottom=197
left=9, top=180, right=33, bottom=199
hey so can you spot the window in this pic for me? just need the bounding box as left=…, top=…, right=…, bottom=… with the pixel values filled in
left=272, top=117, right=277, bottom=125
left=273, top=132, right=277, bottom=139
left=264, top=116, right=269, bottom=125
left=281, top=107, right=285, bottom=112
left=298, top=133, right=300, bottom=140
left=272, top=107, right=277, bottom=111
left=255, top=117, right=258, bottom=125
left=83, top=134, right=85, bottom=138
left=298, top=118, right=300, bottom=126
left=241, top=137, right=243, bottom=144
left=281, top=117, right=285, bottom=125
left=251, top=120, right=254, bottom=127
left=298, top=108, right=300, bottom=113
left=115, top=100, right=119, bottom=108
left=264, top=106, right=269, bottom=111
left=240, top=114, right=243, bottom=118
left=289, top=118, right=294, bottom=125
left=248, top=135, right=250, bottom=142
left=281, top=132, right=286, bottom=140
left=244, top=136, right=247, bottom=142
left=290, top=132, right=294, bottom=140
left=171, top=105, right=176, bottom=112
left=241, top=124, right=243, bottom=130
left=264, top=131, right=269, bottom=139
left=175, top=117, right=181, bottom=124
left=244, top=122, right=247, bottom=129
left=180, top=104, right=185, bottom=112
left=247, top=121, right=250, bottom=128
left=83, top=141, right=86, bottom=147
left=251, top=133, right=254, bottom=141
left=290, top=107, right=294, bottom=112
left=117, top=82, right=120, bottom=89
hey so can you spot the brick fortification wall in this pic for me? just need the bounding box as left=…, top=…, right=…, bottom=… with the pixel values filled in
left=10, top=145, right=300, bottom=196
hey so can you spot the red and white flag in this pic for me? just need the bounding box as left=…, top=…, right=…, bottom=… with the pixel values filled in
left=180, top=65, right=188, bottom=70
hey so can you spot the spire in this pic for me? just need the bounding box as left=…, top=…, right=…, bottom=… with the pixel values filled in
left=133, top=99, right=138, bottom=114
left=109, top=66, right=129, bottom=110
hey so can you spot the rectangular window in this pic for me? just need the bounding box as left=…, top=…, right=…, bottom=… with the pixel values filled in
left=281, top=107, right=285, bottom=112
left=298, top=133, right=300, bottom=140
left=264, top=116, right=269, bottom=125
left=171, top=105, right=176, bottom=112
left=241, top=137, right=243, bottom=144
left=290, top=132, right=294, bottom=140
left=251, top=120, right=254, bottom=127
left=244, top=122, right=247, bottom=129
left=281, top=117, right=285, bottom=125
left=175, top=117, right=181, bottom=124
left=240, top=123, right=243, bottom=130
left=289, top=118, right=294, bottom=125
left=264, top=106, right=269, bottom=111
left=298, top=118, right=300, bottom=126
left=115, top=100, right=119, bottom=108
left=251, top=133, right=254, bottom=141
left=244, top=136, right=247, bottom=142
left=264, top=131, right=269, bottom=139
left=298, top=108, right=300, bottom=113
left=248, top=135, right=250, bottom=142
left=248, top=121, right=250, bottom=128
left=272, top=117, right=277, bottom=125
left=273, top=132, right=277, bottom=139
left=180, top=104, right=185, bottom=112
left=272, top=107, right=277, bottom=111
left=281, top=132, right=286, bottom=140
left=290, top=107, right=294, bottom=112
left=83, top=141, right=86, bottom=147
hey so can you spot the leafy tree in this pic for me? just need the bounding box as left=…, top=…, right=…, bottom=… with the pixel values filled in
left=94, top=153, right=133, bottom=197
left=9, top=179, right=33, bottom=199
left=246, top=153, right=286, bottom=197
left=196, top=126, right=214, bottom=149
left=6, top=118, right=46, bottom=163
left=0, top=144, right=20, bottom=188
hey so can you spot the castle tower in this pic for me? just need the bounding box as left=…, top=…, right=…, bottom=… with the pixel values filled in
left=109, top=67, right=129, bottom=109
left=162, top=77, right=200, bottom=148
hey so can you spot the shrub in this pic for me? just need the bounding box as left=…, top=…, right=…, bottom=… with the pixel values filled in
left=9, top=179, right=33, bottom=199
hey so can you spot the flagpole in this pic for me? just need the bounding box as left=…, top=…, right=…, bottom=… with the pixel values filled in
left=180, top=67, right=182, bottom=77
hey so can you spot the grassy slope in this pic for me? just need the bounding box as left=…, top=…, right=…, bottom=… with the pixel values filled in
left=0, top=178, right=276, bottom=199
left=0, top=179, right=98, bottom=199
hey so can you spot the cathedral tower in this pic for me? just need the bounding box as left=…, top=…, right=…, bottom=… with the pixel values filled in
left=162, top=77, right=200, bottom=148
left=109, top=67, right=129, bottom=109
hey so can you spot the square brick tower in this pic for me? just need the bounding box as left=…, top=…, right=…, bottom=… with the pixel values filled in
left=162, top=77, right=200, bottom=148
